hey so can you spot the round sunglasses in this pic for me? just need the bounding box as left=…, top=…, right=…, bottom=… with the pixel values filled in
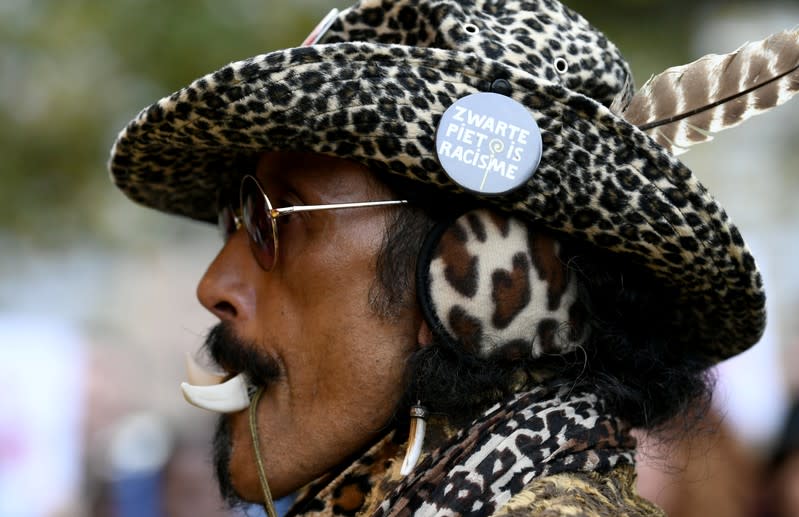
left=219, top=175, right=408, bottom=271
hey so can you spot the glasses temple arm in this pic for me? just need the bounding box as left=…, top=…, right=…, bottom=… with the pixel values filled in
left=271, top=199, right=408, bottom=218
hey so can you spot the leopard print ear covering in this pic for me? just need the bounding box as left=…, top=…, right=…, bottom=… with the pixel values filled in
left=417, top=209, right=587, bottom=359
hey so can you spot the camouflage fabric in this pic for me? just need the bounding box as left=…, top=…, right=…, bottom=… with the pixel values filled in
left=495, top=465, right=664, bottom=517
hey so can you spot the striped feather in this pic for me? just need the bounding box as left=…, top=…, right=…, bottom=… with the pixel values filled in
left=622, top=29, right=799, bottom=155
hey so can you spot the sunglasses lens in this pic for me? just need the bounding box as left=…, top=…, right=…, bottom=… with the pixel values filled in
left=217, top=184, right=242, bottom=242
left=217, top=205, right=238, bottom=242
left=241, top=176, right=277, bottom=270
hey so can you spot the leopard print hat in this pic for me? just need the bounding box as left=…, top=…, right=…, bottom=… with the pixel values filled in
left=109, top=0, right=765, bottom=362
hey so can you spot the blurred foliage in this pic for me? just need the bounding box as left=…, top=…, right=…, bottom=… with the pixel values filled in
left=0, top=0, right=774, bottom=248
left=0, top=0, right=329, bottom=248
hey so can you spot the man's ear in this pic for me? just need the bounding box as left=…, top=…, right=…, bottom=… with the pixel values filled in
left=417, top=320, right=434, bottom=347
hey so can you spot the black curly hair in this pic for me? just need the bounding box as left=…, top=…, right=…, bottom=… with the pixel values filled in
left=371, top=179, right=714, bottom=431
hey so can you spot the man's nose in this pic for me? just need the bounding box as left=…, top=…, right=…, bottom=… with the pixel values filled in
left=196, top=228, right=257, bottom=322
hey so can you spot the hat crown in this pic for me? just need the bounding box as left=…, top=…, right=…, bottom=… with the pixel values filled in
left=322, top=0, right=634, bottom=107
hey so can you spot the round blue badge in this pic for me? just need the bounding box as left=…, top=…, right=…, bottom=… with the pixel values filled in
left=435, top=92, right=543, bottom=195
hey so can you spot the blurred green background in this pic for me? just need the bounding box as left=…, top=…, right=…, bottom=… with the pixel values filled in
left=0, top=1, right=797, bottom=515
left=1, top=0, right=794, bottom=248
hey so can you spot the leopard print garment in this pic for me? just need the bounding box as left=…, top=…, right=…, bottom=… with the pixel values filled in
left=286, top=386, right=639, bottom=516
left=417, top=209, right=586, bottom=358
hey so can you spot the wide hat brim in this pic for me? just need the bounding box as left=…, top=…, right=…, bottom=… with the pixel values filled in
left=109, top=41, right=765, bottom=363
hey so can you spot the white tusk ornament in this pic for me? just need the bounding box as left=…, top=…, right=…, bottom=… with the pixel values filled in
left=181, top=353, right=251, bottom=413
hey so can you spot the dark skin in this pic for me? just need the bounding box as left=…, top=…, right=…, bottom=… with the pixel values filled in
left=197, top=151, right=423, bottom=501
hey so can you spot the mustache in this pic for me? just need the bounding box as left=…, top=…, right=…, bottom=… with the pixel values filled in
left=202, top=323, right=282, bottom=386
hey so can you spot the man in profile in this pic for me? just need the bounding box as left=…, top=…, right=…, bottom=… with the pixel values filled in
left=109, top=0, right=788, bottom=515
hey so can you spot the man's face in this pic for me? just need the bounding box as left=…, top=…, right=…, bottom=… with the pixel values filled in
left=196, top=151, right=420, bottom=502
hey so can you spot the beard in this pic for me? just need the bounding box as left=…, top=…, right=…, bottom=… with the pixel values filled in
left=212, top=415, right=242, bottom=508
left=204, top=322, right=282, bottom=507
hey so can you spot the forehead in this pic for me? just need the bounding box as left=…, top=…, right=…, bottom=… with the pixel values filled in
left=254, top=151, right=388, bottom=200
